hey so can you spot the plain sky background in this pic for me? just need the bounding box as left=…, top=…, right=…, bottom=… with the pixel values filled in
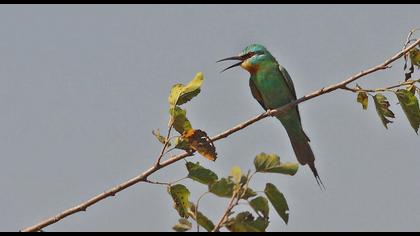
left=0, top=4, right=419, bottom=232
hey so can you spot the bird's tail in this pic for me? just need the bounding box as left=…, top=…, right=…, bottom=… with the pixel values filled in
left=285, top=125, right=325, bottom=190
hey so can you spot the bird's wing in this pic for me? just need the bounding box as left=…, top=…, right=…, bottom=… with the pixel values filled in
left=278, top=65, right=302, bottom=123
left=249, top=79, right=268, bottom=111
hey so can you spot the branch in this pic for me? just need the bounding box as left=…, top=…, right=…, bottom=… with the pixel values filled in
left=212, top=39, right=420, bottom=142
left=212, top=170, right=254, bottom=232
left=212, top=189, right=242, bottom=232
left=342, top=79, right=420, bottom=93
left=21, top=38, right=420, bottom=232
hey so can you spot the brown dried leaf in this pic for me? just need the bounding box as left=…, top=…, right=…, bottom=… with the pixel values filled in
left=182, top=129, right=217, bottom=161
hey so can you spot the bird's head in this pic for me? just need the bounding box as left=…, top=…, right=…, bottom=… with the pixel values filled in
left=218, top=44, right=277, bottom=74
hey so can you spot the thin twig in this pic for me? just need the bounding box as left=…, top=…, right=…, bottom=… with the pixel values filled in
left=143, top=179, right=170, bottom=186
left=212, top=189, right=241, bottom=232
left=21, top=38, right=420, bottom=233
left=170, top=176, right=188, bottom=185
left=155, top=124, right=174, bottom=166
left=212, top=170, right=252, bottom=232
left=342, top=79, right=420, bottom=93
left=194, top=191, right=210, bottom=232
left=403, top=28, right=419, bottom=50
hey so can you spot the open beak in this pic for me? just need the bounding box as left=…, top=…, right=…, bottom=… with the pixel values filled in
left=216, top=56, right=243, bottom=73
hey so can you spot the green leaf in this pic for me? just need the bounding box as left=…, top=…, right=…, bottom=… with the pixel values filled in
left=264, top=183, right=289, bottom=224
left=410, top=47, right=420, bottom=68
left=209, top=177, right=256, bottom=199
left=168, top=84, right=184, bottom=109
left=230, top=166, right=242, bottom=184
left=170, top=106, right=193, bottom=134
left=254, top=153, right=299, bottom=176
left=407, top=84, right=417, bottom=95
left=357, top=91, right=369, bottom=110
left=373, top=93, right=395, bottom=129
left=168, top=72, right=204, bottom=109
left=168, top=184, right=191, bottom=218
left=226, top=212, right=269, bottom=232
left=152, top=129, right=166, bottom=145
left=170, top=137, right=190, bottom=151
left=241, top=188, right=257, bottom=200
left=249, top=196, right=270, bottom=219
left=177, top=72, right=204, bottom=105
left=172, top=218, right=192, bottom=232
left=395, top=89, right=420, bottom=134
left=186, top=162, right=218, bottom=185
left=208, top=178, right=234, bottom=198
left=189, top=202, right=215, bottom=232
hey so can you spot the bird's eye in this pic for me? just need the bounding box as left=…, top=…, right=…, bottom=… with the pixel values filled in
left=240, top=52, right=256, bottom=60
left=254, top=50, right=264, bottom=55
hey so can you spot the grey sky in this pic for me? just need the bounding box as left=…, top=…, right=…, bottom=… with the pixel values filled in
left=1, top=4, right=419, bottom=232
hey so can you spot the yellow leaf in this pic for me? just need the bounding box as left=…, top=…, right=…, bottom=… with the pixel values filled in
left=357, top=91, right=369, bottom=110
left=410, top=47, right=420, bottom=68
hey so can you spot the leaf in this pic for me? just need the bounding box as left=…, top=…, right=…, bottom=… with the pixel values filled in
left=168, top=72, right=204, bottom=109
left=373, top=93, right=395, bottom=129
left=189, top=202, right=215, bottom=232
left=249, top=196, right=270, bottom=219
left=170, top=136, right=190, bottom=151
left=186, top=162, right=218, bottom=185
left=407, top=84, right=417, bottom=95
left=182, top=129, right=217, bottom=161
left=230, top=166, right=242, bottom=184
left=225, top=212, right=269, bottom=232
left=264, top=183, right=289, bottom=224
left=208, top=178, right=234, bottom=198
left=172, top=218, right=192, bottom=232
left=177, top=72, right=204, bottom=105
left=168, top=184, right=191, bottom=218
left=241, top=188, right=257, bottom=200
left=254, top=153, right=299, bottom=176
left=208, top=177, right=256, bottom=199
left=209, top=177, right=257, bottom=199
left=168, top=84, right=184, bottom=109
left=170, top=106, right=193, bottom=134
left=410, top=47, right=420, bottom=68
left=152, top=129, right=166, bottom=145
left=357, top=91, right=369, bottom=110
left=395, top=89, right=420, bottom=134
left=153, top=131, right=190, bottom=150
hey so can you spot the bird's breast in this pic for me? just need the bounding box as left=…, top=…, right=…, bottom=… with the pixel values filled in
left=241, top=60, right=259, bottom=75
left=252, top=71, right=292, bottom=109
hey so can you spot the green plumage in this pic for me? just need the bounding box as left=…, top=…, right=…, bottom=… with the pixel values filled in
left=220, top=44, right=323, bottom=188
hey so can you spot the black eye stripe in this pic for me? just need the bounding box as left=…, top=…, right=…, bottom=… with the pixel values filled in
left=240, top=52, right=256, bottom=60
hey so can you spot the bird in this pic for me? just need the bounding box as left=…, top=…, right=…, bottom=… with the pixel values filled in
left=217, top=44, right=324, bottom=189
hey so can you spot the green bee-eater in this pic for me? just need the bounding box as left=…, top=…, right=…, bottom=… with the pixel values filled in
left=218, top=44, right=324, bottom=188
